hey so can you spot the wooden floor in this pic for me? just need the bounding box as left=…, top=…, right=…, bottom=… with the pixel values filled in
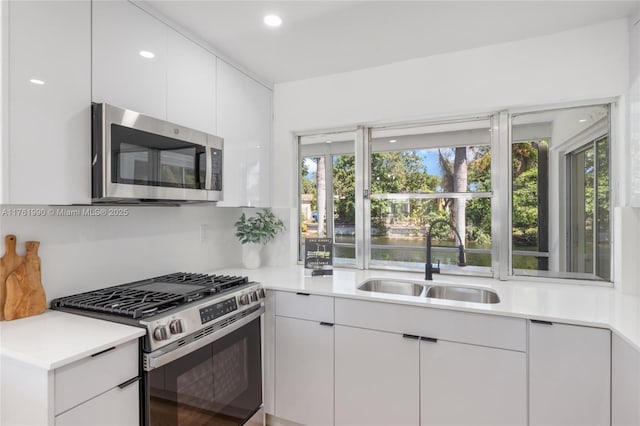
left=150, top=397, right=239, bottom=426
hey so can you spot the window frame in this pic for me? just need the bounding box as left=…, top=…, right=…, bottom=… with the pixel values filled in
left=365, top=117, right=495, bottom=275
left=296, top=100, right=617, bottom=287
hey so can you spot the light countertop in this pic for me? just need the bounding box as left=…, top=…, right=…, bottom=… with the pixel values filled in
left=214, top=265, right=640, bottom=351
left=0, top=310, right=145, bottom=370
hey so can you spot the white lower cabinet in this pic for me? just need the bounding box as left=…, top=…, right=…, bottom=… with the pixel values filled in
left=55, top=381, right=139, bottom=426
left=334, top=325, right=419, bottom=426
left=420, top=339, right=526, bottom=426
left=0, top=338, right=140, bottom=425
left=54, top=339, right=140, bottom=425
left=274, top=292, right=334, bottom=425
left=275, top=316, right=334, bottom=425
left=529, top=320, right=611, bottom=426
left=270, top=292, right=617, bottom=426
left=612, top=333, right=640, bottom=426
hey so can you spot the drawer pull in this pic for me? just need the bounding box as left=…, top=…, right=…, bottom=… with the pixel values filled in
left=531, top=320, right=553, bottom=326
left=319, top=322, right=334, bottom=327
left=402, top=334, right=420, bottom=340
left=91, top=346, right=116, bottom=358
left=118, top=376, right=141, bottom=389
left=421, top=336, right=438, bottom=343
left=295, top=292, right=311, bottom=296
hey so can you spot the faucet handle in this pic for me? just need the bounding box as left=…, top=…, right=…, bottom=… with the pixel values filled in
left=433, top=259, right=441, bottom=274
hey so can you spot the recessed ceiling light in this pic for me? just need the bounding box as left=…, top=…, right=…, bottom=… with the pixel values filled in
left=579, top=119, right=587, bottom=123
left=139, top=50, right=155, bottom=59
left=389, top=139, right=397, bottom=143
left=29, top=79, right=45, bottom=85
left=325, top=140, right=332, bottom=144
left=264, top=14, right=282, bottom=27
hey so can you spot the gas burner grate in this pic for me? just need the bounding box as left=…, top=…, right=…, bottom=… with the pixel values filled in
left=52, top=272, right=249, bottom=319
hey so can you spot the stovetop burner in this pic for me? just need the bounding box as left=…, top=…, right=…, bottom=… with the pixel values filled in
left=52, top=272, right=249, bottom=319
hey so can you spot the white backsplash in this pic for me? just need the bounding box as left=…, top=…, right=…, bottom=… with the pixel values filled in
left=0, top=205, right=243, bottom=302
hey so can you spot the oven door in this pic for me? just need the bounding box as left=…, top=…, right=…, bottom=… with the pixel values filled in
left=144, top=316, right=262, bottom=426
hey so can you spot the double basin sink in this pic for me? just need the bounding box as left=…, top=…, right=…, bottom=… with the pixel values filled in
left=358, top=279, right=500, bottom=304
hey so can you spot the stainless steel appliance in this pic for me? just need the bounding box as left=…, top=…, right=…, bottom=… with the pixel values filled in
left=92, top=103, right=223, bottom=203
left=51, top=273, right=264, bottom=426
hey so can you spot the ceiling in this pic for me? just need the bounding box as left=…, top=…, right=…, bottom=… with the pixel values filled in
left=143, top=1, right=640, bottom=84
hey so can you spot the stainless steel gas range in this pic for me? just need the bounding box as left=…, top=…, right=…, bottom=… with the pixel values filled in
left=51, top=272, right=265, bottom=426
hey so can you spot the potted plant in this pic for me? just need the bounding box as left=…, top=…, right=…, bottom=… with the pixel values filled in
left=235, top=209, right=285, bottom=269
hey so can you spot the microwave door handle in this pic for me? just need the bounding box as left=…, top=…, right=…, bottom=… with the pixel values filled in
left=205, top=147, right=213, bottom=190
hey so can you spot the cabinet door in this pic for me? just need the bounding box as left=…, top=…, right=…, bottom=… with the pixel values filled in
left=612, top=333, right=640, bottom=426
left=244, top=77, right=272, bottom=207
left=217, top=58, right=272, bottom=207
left=420, top=339, right=526, bottom=426
left=92, top=0, right=167, bottom=119
left=216, top=58, right=247, bottom=206
left=7, top=0, right=90, bottom=204
left=529, top=321, right=610, bottom=426
left=275, top=316, right=333, bottom=426
left=55, top=339, right=138, bottom=415
left=335, top=325, right=419, bottom=425
left=55, top=378, right=139, bottom=426
left=167, top=29, right=216, bottom=134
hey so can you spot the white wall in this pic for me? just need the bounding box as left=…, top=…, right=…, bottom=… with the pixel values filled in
left=271, top=19, right=629, bottom=266
left=0, top=205, right=243, bottom=302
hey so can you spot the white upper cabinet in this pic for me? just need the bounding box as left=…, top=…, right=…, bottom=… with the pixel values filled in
left=92, top=0, right=167, bottom=119
left=3, top=0, right=91, bottom=204
left=217, top=58, right=272, bottom=207
left=245, top=77, right=272, bottom=207
left=167, top=29, right=216, bottom=134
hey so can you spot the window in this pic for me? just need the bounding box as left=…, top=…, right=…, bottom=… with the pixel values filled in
left=298, top=103, right=614, bottom=284
left=510, top=104, right=611, bottom=281
left=367, top=120, right=492, bottom=274
left=299, top=132, right=356, bottom=267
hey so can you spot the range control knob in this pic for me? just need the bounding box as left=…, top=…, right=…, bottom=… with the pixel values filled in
left=257, top=288, right=266, bottom=299
left=239, top=294, right=250, bottom=305
left=250, top=291, right=258, bottom=303
left=153, top=325, right=170, bottom=341
left=169, top=319, right=184, bottom=335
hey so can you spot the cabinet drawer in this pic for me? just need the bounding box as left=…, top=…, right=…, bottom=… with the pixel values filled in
left=335, top=298, right=525, bottom=351
left=275, top=291, right=333, bottom=322
left=55, top=376, right=139, bottom=425
left=55, top=339, right=139, bottom=415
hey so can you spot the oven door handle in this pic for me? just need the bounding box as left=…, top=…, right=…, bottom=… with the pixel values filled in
left=144, top=306, right=264, bottom=371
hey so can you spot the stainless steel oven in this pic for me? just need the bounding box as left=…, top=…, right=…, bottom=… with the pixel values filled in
left=51, top=273, right=264, bottom=426
left=144, top=314, right=262, bottom=426
left=92, top=103, right=223, bottom=203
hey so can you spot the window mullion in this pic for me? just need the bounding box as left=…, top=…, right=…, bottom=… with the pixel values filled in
left=325, top=153, right=335, bottom=242
left=356, top=126, right=368, bottom=270
left=495, top=111, right=511, bottom=280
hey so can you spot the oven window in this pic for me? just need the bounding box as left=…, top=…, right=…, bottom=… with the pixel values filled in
left=147, top=317, right=262, bottom=426
left=111, top=124, right=205, bottom=189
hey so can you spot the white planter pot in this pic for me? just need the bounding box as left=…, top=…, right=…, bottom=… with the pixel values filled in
left=242, top=243, right=263, bottom=269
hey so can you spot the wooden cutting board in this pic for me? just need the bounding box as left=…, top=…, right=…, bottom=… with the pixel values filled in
left=0, top=235, right=25, bottom=321
left=4, top=241, right=46, bottom=321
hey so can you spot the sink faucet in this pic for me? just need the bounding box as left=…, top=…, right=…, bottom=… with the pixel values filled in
left=425, top=219, right=466, bottom=280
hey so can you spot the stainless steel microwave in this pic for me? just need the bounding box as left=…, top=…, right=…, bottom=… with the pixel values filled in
left=92, top=103, right=223, bottom=203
